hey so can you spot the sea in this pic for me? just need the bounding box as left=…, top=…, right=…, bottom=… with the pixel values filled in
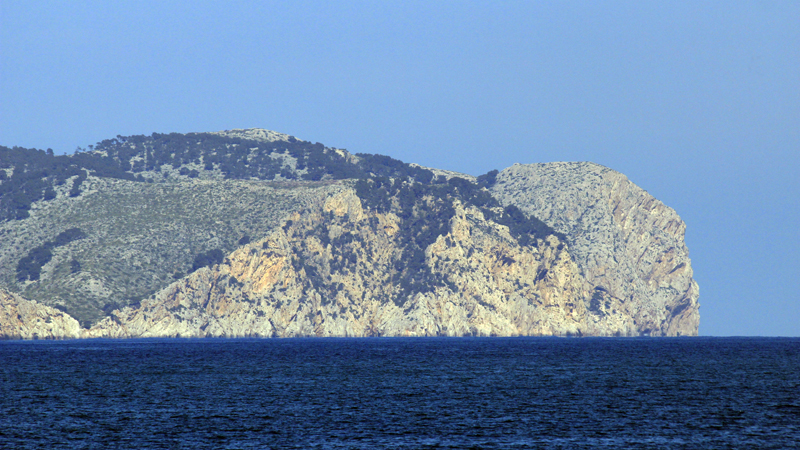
left=1, top=337, right=798, bottom=449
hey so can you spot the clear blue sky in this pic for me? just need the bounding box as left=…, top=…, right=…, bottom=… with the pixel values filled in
left=1, top=1, right=798, bottom=336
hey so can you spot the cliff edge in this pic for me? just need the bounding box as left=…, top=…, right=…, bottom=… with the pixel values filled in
left=0, top=288, right=86, bottom=339
left=490, top=162, right=699, bottom=336
left=0, top=129, right=699, bottom=338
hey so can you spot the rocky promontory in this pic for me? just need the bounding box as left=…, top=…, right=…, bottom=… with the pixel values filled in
left=89, top=190, right=600, bottom=338
left=0, top=129, right=699, bottom=338
left=0, top=288, right=85, bottom=339
left=490, top=162, right=699, bottom=337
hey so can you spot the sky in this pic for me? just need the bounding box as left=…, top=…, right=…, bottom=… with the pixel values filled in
left=1, top=1, right=798, bottom=336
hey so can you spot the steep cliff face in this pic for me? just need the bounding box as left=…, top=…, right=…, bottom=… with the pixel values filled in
left=1, top=128, right=699, bottom=338
left=0, top=288, right=85, bottom=339
left=91, top=188, right=638, bottom=338
left=490, top=162, right=699, bottom=336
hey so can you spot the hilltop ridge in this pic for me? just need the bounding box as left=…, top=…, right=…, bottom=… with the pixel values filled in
left=210, top=128, right=294, bottom=143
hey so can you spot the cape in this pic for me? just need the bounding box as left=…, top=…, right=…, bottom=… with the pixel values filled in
left=0, top=128, right=698, bottom=338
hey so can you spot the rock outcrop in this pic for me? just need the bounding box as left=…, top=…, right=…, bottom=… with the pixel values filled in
left=210, top=128, right=293, bottom=143
left=0, top=129, right=699, bottom=338
left=490, top=162, right=699, bottom=336
left=88, top=182, right=674, bottom=338
left=0, top=288, right=85, bottom=339
left=90, top=188, right=625, bottom=338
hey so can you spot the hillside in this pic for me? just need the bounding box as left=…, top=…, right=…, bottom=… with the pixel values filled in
left=0, top=176, right=343, bottom=326
left=0, top=129, right=699, bottom=337
left=490, top=163, right=699, bottom=336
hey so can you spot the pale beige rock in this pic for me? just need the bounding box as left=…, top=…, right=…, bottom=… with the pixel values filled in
left=209, top=128, right=293, bottom=143
left=90, top=186, right=658, bottom=338
left=6, top=162, right=698, bottom=339
left=0, top=288, right=86, bottom=339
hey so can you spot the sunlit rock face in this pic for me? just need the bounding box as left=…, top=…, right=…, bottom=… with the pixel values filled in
left=0, top=288, right=86, bottom=339
left=490, top=162, right=699, bottom=336
left=89, top=173, right=697, bottom=339
left=0, top=128, right=698, bottom=339
left=91, top=190, right=596, bottom=338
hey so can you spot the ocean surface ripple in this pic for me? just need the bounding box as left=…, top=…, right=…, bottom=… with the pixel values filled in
left=1, top=337, right=799, bottom=449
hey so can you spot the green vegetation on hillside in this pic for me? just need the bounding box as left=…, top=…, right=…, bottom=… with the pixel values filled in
left=16, top=228, right=87, bottom=281
left=191, top=249, right=225, bottom=272
left=352, top=174, right=562, bottom=301
left=91, top=132, right=364, bottom=182
left=354, top=174, right=563, bottom=247
left=0, top=146, right=135, bottom=221
left=1, top=134, right=431, bottom=222
left=1, top=129, right=563, bottom=324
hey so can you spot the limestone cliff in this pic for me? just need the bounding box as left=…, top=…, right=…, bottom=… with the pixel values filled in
left=490, top=162, right=699, bottom=336
left=91, top=188, right=637, bottom=338
left=0, top=288, right=85, bottom=339
left=1, top=128, right=699, bottom=338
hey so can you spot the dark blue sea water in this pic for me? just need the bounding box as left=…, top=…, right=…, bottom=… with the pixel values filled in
left=1, top=337, right=798, bottom=449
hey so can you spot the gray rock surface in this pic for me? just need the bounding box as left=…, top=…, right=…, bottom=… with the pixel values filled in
left=89, top=180, right=686, bottom=338
left=0, top=143, right=699, bottom=338
left=90, top=190, right=605, bottom=338
left=490, top=162, right=699, bottom=336
left=209, top=128, right=293, bottom=143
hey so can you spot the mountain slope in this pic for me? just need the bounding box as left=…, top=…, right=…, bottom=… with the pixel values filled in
left=0, top=129, right=699, bottom=337
left=490, top=162, right=699, bottom=336
left=90, top=189, right=619, bottom=338
left=0, top=176, right=343, bottom=326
